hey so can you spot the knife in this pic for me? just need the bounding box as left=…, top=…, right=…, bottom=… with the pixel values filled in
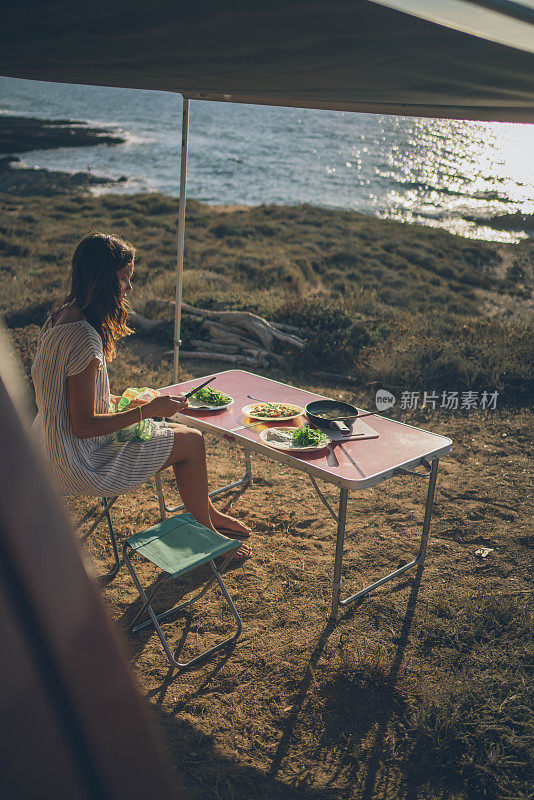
left=183, top=376, right=217, bottom=400
left=231, top=421, right=263, bottom=432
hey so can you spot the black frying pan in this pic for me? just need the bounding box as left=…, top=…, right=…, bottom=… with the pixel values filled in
left=306, top=400, right=381, bottom=433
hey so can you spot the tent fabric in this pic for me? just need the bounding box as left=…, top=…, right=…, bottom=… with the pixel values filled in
left=374, top=0, right=534, bottom=52
left=1, top=0, right=534, bottom=122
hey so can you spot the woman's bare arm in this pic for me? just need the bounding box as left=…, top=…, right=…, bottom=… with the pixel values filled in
left=68, top=360, right=187, bottom=439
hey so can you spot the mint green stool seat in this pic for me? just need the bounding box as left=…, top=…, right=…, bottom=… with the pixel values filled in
left=123, top=513, right=242, bottom=671
left=127, top=514, right=240, bottom=575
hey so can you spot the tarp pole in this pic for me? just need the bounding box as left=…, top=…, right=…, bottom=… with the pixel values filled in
left=173, top=96, right=189, bottom=384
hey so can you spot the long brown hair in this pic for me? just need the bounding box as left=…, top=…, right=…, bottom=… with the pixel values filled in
left=55, top=233, right=135, bottom=360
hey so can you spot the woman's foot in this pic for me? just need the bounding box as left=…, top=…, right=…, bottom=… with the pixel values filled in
left=216, top=541, right=252, bottom=567
left=210, top=510, right=252, bottom=540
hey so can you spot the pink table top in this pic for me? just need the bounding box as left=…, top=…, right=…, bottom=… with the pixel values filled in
left=158, top=370, right=451, bottom=490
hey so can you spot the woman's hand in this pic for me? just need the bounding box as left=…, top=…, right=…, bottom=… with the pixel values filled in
left=69, top=364, right=188, bottom=438
left=126, top=397, right=147, bottom=409
left=143, top=394, right=188, bottom=418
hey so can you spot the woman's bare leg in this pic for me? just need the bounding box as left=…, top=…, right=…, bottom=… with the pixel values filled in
left=160, top=425, right=213, bottom=528
left=160, top=424, right=251, bottom=551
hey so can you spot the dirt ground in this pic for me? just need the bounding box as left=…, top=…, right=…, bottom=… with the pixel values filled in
left=57, top=339, right=532, bottom=800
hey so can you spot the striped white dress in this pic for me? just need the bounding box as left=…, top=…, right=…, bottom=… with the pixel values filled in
left=31, top=318, right=174, bottom=497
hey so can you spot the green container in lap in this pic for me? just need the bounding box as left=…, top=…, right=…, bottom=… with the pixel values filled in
left=114, top=386, right=159, bottom=442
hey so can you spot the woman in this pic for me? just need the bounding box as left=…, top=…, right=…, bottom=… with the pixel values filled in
left=31, top=232, right=251, bottom=554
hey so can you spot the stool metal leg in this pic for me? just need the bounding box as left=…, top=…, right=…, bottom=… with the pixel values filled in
left=123, top=543, right=242, bottom=671
left=77, top=496, right=121, bottom=579
left=101, top=498, right=121, bottom=579
left=128, top=552, right=234, bottom=633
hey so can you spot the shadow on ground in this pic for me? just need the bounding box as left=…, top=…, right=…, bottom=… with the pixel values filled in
left=140, top=565, right=432, bottom=800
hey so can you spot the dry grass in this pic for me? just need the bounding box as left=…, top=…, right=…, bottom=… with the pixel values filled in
left=59, top=338, right=532, bottom=800
left=1, top=192, right=533, bottom=404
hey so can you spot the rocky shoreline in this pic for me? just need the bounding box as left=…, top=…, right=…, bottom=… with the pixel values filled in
left=0, top=155, right=126, bottom=196
left=0, top=114, right=125, bottom=154
left=1, top=114, right=533, bottom=239
left=0, top=114, right=126, bottom=195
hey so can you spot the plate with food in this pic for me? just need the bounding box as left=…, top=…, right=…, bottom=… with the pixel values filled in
left=242, top=402, right=304, bottom=421
left=188, top=386, right=233, bottom=411
left=259, top=425, right=330, bottom=452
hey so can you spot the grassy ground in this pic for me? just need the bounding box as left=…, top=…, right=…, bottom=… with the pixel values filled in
left=1, top=193, right=533, bottom=404
left=65, top=377, right=532, bottom=800
left=2, top=192, right=533, bottom=800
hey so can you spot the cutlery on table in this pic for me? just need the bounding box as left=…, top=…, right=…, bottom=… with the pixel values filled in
left=183, top=376, right=217, bottom=400
left=246, top=395, right=280, bottom=408
left=326, top=447, right=339, bottom=467
left=230, top=421, right=264, bottom=432
left=326, top=436, right=362, bottom=466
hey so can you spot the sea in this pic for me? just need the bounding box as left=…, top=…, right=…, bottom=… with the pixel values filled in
left=2, top=76, right=534, bottom=243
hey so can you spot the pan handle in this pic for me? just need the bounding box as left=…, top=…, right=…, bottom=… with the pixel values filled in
left=393, top=458, right=432, bottom=478
left=330, top=420, right=351, bottom=433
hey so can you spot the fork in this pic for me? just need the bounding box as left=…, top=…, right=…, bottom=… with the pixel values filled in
left=246, top=394, right=278, bottom=407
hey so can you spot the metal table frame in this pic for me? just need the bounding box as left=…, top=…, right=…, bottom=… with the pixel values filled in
left=329, top=458, right=438, bottom=615
left=156, top=371, right=450, bottom=620
left=155, top=451, right=252, bottom=520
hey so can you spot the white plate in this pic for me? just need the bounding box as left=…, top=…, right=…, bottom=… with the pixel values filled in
left=259, top=427, right=330, bottom=452
left=242, top=402, right=304, bottom=422
left=188, top=395, right=234, bottom=412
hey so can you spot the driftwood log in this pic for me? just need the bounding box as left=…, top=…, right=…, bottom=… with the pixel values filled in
left=164, top=350, right=261, bottom=367
left=128, top=310, right=162, bottom=332
left=131, top=301, right=378, bottom=372
left=149, top=300, right=305, bottom=348
left=132, top=300, right=306, bottom=368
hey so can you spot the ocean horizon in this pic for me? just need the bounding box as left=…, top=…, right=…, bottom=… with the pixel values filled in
left=1, top=76, right=533, bottom=243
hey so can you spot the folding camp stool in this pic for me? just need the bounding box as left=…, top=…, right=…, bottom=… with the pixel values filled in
left=75, top=496, right=121, bottom=579
left=74, top=476, right=171, bottom=580
left=123, top=512, right=243, bottom=671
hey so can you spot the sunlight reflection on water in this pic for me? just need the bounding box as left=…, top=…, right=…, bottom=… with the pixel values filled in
left=1, top=78, right=533, bottom=242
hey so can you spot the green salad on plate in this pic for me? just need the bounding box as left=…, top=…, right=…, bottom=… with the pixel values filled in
left=191, top=386, right=231, bottom=406
left=291, top=426, right=325, bottom=447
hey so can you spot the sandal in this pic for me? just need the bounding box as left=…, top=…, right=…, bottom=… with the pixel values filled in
left=215, top=524, right=251, bottom=541
left=215, top=543, right=251, bottom=567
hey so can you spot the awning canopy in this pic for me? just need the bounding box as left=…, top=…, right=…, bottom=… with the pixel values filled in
left=1, top=0, right=534, bottom=122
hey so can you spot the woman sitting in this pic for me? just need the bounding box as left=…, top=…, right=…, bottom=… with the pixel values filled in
left=31, top=232, right=251, bottom=556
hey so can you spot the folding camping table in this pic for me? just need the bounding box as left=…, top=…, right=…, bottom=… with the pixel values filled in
left=157, top=370, right=452, bottom=619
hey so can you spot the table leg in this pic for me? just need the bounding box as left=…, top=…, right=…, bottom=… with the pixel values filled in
left=244, top=448, right=253, bottom=485
left=155, top=446, right=253, bottom=519
left=330, top=487, right=349, bottom=619
left=337, top=458, right=439, bottom=610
